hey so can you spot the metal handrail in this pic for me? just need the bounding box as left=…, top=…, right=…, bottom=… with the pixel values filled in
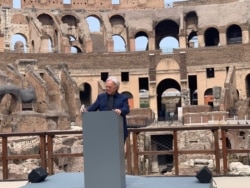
left=1, top=125, right=250, bottom=180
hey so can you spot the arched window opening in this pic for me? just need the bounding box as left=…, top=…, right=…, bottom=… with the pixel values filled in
left=188, top=31, right=198, bottom=48
left=135, top=36, right=148, bottom=51
left=113, top=35, right=126, bottom=52
left=86, top=16, right=101, bottom=32
left=11, top=34, right=27, bottom=53
left=204, top=28, right=219, bottom=46
left=227, top=25, right=242, bottom=45
left=159, top=37, right=179, bottom=53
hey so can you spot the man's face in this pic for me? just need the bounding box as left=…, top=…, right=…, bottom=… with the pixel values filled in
left=105, top=80, right=117, bottom=95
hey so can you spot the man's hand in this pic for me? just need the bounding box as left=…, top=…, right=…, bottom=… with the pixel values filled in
left=80, top=104, right=87, bottom=113
left=113, top=109, right=121, bottom=115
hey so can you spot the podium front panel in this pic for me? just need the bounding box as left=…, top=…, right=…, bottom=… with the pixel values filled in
left=83, top=111, right=125, bottom=188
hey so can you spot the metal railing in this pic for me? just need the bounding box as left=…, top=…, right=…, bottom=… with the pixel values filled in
left=1, top=125, right=250, bottom=180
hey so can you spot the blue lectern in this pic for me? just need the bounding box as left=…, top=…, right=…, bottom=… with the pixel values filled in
left=82, top=111, right=126, bottom=188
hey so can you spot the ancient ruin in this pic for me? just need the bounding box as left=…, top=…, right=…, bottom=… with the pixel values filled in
left=1, top=0, right=250, bottom=179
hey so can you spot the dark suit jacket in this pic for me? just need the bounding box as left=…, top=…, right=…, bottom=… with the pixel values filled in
left=87, top=92, right=130, bottom=140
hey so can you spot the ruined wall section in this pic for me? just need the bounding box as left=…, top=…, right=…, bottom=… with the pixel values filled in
left=0, top=63, right=75, bottom=133
left=25, top=65, right=49, bottom=113
left=222, top=66, right=237, bottom=111
left=10, top=13, right=29, bottom=52
left=0, top=69, right=13, bottom=85
left=0, top=0, right=12, bottom=8
left=6, top=64, right=25, bottom=88
left=28, top=13, right=44, bottom=53
left=11, top=111, right=47, bottom=132
left=58, top=63, right=81, bottom=124
left=19, top=0, right=164, bottom=10
left=43, top=65, right=68, bottom=113
left=77, top=16, right=92, bottom=53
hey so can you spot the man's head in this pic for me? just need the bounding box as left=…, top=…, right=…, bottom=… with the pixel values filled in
left=105, top=76, right=120, bottom=95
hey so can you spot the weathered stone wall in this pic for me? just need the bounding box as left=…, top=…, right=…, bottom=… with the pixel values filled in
left=20, top=0, right=165, bottom=10
left=0, top=61, right=80, bottom=133
left=174, top=0, right=237, bottom=6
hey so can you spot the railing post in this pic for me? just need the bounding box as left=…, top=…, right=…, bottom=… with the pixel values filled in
left=47, top=135, right=54, bottom=175
left=174, top=131, right=179, bottom=175
left=173, top=130, right=179, bottom=175
left=126, top=133, right=132, bottom=175
left=2, top=136, right=8, bottom=180
left=132, top=132, right=139, bottom=175
left=39, top=134, right=47, bottom=170
left=213, top=129, right=221, bottom=174
left=221, top=129, right=228, bottom=174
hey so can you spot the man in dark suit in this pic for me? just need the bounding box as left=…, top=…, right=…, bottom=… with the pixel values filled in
left=80, top=76, right=130, bottom=142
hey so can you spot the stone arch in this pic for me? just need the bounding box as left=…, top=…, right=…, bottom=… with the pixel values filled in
left=134, top=31, right=149, bottom=51
left=85, top=14, right=103, bottom=32
left=156, top=78, right=181, bottom=121
left=79, top=82, right=91, bottom=107
left=109, top=14, right=125, bottom=26
left=36, top=13, right=58, bottom=52
left=226, top=24, right=242, bottom=45
left=70, top=34, right=83, bottom=53
left=185, top=11, right=198, bottom=48
left=155, top=19, right=179, bottom=50
left=11, top=33, right=28, bottom=52
left=85, top=15, right=105, bottom=52
left=37, top=13, right=54, bottom=26
left=109, top=14, right=127, bottom=51
left=112, top=34, right=126, bottom=52
left=204, top=88, right=213, bottom=106
left=12, top=33, right=28, bottom=42
left=60, top=14, right=82, bottom=53
left=122, top=91, right=134, bottom=109
left=61, top=14, right=79, bottom=27
left=204, top=27, right=220, bottom=46
left=0, top=85, right=22, bottom=115
left=185, top=11, right=198, bottom=35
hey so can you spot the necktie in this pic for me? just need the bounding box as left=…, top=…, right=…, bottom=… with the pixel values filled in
left=107, top=95, right=114, bottom=110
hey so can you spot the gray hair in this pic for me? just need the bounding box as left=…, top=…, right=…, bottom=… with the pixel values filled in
left=106, top=76, right=120, bottom=89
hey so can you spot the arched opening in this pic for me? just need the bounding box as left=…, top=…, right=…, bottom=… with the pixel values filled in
left=204, top=88, right=213, bottom=107
left=11, top=34, right=27, bottom=53
left=122, top=91, right=134, bottom=109
left=159, top=37, right=179, bottom=53
left=204, top=27, right=219, bottom=46
left=86, top=16, right=101, bottom=32
left=157, top=79, right=181, bottom=121
left=135, top=31, right=148, bottom=51
left=227, top=24, right=242, bottom=45
left=110, top=15, right=127, bottom=52
left=79, top=83, right=91, bottom=107
left=113, top=35, right=126, bottom=52
left=155, top=19, right=179, bottom=53
left=188, top=31, right=198, bottom=48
